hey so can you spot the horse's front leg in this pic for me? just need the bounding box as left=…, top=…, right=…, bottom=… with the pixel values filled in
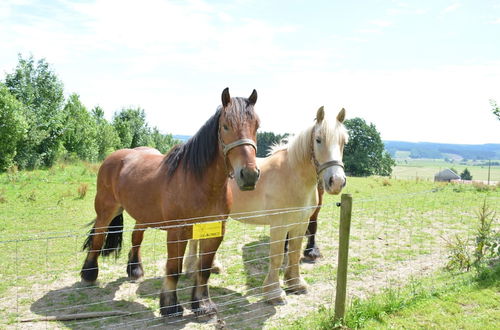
left=191, top=235, right=223, bottom=316
left=127, top=224, right=145, bottom=280
left=160, top=229, right=188, bottom=317
left=284, top=224, right=309, bottom=295
left=263, top=225, right=287, bottom=305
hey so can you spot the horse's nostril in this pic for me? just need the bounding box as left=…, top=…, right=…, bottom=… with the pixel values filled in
left=329, top=176, right=334, bottom=187
left=342, top=178, right=347, bottom=188
left=256, top=168, right=261, bottom=179
left=240, top=168, right=245, bottom=180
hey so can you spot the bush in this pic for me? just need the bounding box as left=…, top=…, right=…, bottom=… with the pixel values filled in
left=0, top=84, right=27, bottom=171
left=445, top=200, right=498, bottom=272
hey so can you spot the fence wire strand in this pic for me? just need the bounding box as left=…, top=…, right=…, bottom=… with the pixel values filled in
left=1, top=188, right=497, bottom=328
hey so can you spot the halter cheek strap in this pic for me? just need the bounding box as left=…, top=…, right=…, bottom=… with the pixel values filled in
left=310, top=132, right=344, bottom=178
left=218, top=127, right=257, bottom=178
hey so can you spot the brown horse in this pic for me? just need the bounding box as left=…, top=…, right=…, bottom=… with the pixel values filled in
left=80, top=88, right=260, bottom=317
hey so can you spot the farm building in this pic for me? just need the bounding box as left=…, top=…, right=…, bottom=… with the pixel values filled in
left=434, top=168, right=461, bottom=182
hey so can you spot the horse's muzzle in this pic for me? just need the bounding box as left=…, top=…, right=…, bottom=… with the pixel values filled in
left=326, top=174, right=346, bottom=195
left=237, top=167, right=260, bottom=191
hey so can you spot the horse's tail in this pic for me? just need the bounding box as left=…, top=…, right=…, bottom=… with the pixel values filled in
left=82, top=214, right=124, bottom=259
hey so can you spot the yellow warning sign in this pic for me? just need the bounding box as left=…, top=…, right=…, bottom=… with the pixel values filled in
left=192, top=221, right=223, bottom=239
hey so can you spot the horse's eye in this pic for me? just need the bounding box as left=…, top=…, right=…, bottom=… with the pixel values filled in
left=223, top=124, right=229, bottom=131
left=316, top=138, right=321, bottom=144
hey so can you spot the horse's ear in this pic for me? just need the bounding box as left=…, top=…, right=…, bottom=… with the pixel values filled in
left=337, top=108, right=346, bottom=123
left=316, top=106, right=325, bottom=123
left=248, top=89, right=257, bottom=106
left=221, top=87, right=231, bottom=108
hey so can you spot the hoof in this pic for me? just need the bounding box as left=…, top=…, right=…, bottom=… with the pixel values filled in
left=211, top=260, right=223, bottom=274
left=266, top=296, right=287, bottom=306
left=80, top=260, right=98, bottom=283
left=160, top=291, right=184, bottom=317
left=303, top=247, right=322, bottom=263
left=160, top=303, right=184, bottom=317
left=285, top=284, right=308, bottom=295
left=127, top=263, right=144, bottom=281
left=192, top=300, right=218, bottom=316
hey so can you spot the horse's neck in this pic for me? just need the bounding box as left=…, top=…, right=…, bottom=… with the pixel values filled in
left=204, top=152, right=231, bottom=193
left=283, top=149, right=318, bottom=189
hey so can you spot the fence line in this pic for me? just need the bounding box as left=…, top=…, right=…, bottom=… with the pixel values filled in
left=0, top=190, right=497, bottom=328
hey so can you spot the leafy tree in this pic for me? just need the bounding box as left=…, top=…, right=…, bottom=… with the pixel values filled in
left=0, top=84, right=27, bottom=171
left=61, top=94, right=98, bottom=161
left=460, top=168, right=472, bottom=180
left=257, top=131, right=289, bottom=157
left=5, top=54, right=65, bottom=168
left=343, top=117, right=396, bottom=176
left=91, top=106, right=120, bottom=160
left=490, top=99, right=500, bottom=121
left=150, top=127, right=179, bottom=154
left=112, top=108, right=152, bottom=149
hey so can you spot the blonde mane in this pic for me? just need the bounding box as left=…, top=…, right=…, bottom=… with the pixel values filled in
left=268, top=113, right=348, bottom=168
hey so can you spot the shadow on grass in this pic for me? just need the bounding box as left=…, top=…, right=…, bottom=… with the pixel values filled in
left=30, top=277, right=158, bottom=329
left=208, top=236, right=279, bottom=328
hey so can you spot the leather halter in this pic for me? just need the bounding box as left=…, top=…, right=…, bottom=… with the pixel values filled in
left=218, top=126, right=257, bottom=178
left=310, top=131, right=344, bottom=178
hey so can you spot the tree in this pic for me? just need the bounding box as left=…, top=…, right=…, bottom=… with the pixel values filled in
left=5, top=54, right=65, bottom=168
left=343, top=117, right=396, bottom=176
left=112, top=108, right=152, bottom=149
left=256, top=131, right=289, bottom=157
left=61, top=94, right=98, bottom=161
left=460, top=168, right=472, bottom=180
left=91, top=106, right=120, bottom=160
left=490, top=99, right=500, bottom=121
left=0, top=84, right=27, bottom=171
left=150, top=127, right=179, bottom=154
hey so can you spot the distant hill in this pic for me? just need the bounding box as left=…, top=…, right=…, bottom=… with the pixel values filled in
left=173, top=135, right=191, bottom=142
left=384, top=141, right=500, bottom=160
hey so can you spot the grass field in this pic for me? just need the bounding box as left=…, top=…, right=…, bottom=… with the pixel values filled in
left=392, top=158, right=500, bottom=182
left=0, top=161, right=498, bottom=328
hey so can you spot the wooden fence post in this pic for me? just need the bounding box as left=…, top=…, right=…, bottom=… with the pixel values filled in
left=334, top=193, right=353, bottom=323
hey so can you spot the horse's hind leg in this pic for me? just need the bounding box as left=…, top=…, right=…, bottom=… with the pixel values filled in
left=160, top=229, right=188, bottom=317
left=127, top=224, right=145, bottom=280
left=184, top=239, right=199, bottom=278
left=185, top=240, right=224, bottom=277
left=303, top=185, right=324, bottom=263
left=191, top=235, right=223, bottom=316
left=81, top=194, right=121, bottom=284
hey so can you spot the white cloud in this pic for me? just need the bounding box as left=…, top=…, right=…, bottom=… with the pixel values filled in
left=1, top=0, right=499, bottom=144
left=492, top=18, right=500, bottom=24
left=443, top=3, right=462, bottom=13
left=370, top=19, right=393, bottom=27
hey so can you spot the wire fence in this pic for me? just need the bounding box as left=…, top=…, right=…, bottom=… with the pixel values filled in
left=0, top=189, right=498, bottom=329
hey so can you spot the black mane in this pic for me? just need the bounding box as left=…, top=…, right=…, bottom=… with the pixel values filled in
left=164, top=109, right=222, bottom=179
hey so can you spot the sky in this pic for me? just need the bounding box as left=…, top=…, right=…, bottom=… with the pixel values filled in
left=1, top=0, right=500, bottom=144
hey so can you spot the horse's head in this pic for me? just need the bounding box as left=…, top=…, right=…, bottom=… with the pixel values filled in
left=219, top=88, right=260, bottom=191
left=312, top=106, right=349, bottom=195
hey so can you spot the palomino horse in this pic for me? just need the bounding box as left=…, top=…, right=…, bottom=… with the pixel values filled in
left=80, top=88, right=261, bottom=317
left=186, top=106, right=348, bottom=305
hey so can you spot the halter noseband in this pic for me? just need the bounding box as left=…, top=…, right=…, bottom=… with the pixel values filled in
left=218, top=126, right=257, bottom=178
left=310, top=131, right=344, bottom=177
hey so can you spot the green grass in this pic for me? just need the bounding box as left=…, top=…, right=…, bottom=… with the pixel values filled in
left=392, top=158, right=500, bottom=181
left=0, top=161, right=498, bottom=328
left=287, top=264, right=500, bottom=329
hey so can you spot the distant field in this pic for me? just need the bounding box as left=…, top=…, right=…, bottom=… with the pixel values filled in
left=392, top=159, right=500, bottom=182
